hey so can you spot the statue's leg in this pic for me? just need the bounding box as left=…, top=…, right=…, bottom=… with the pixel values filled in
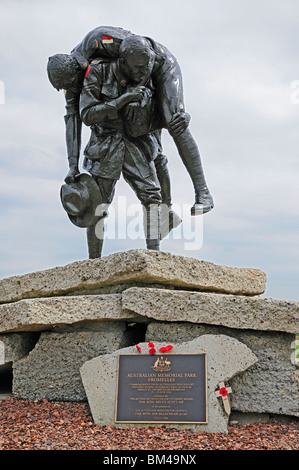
left=87, top=220, right=104, bottom=259
left=154, top=146, right=182, bottom=239
left=171, top=129, right=214, bottom=215
left=122, top=151, right=162, bottom=250
left=155, top=61, right=214, bottom=215
left=153, top=130, right=171, bottom=206
left=86, top=176, right=116, bottom=259
left=143, top=204, right=161, bottom=251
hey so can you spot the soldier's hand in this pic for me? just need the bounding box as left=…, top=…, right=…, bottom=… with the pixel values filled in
left=125, top=86, right=146, bottom=103
left=64, top=167, right=80, bottom=184
left=168, top=112, right=191, bottom=136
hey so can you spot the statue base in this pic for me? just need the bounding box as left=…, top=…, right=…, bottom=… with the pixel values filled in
left=0, top=250, right=297, bottom=430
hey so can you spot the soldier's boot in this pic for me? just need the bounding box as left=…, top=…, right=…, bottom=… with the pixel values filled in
left=87, top=219, right=104, bottom=259
left=191, top=188, right=214, bottom=216
left=160, top=203, right=182, bottom=239
left=154, top=153, right=182, bottom=238
left=172, top=128, right=214, bottom=215
left=144, top=204, right=161, bottom=251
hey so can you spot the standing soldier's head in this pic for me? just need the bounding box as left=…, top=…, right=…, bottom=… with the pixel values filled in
left=119, top=35, right=155, bottom=85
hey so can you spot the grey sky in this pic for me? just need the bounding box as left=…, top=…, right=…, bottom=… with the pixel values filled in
left=0, top=0, right=298, bottom=301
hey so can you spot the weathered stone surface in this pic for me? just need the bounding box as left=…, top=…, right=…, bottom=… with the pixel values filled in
left=0, top=294, right=140, bottom=333
left=0, top=333, right=37, bottom=370
left=146, top=322, right=299, bottom=418
left=80, top=335, right=257, bottom=433
left=0, top=250, right=266, bottom=304
left=122, top=287, right=298, bottom=334
left=13, top=321, right=129, bottom=401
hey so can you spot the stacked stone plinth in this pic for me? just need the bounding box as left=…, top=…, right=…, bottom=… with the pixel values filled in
left=0, top=249, right=297, bottom=430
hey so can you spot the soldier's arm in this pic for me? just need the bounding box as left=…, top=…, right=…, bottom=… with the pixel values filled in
left=79, top=65, right=117, bottom=126
left=80, top=65, right=145, bottom=127
left=62, top=90, right=81, bottom=183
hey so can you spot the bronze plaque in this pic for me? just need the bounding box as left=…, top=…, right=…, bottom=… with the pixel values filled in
left=115, top=354, right=207, bottom=424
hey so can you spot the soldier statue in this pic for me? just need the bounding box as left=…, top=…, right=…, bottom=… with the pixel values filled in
left=47, top=27, right=214, bottom=258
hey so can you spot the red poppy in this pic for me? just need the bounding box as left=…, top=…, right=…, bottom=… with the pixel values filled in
left=159, top=345, right=173, bottom=353
left=149, top=348, right=156, bottom=355
left=148, top=342, right=155, bottom=348
left=219, top=387, right=228, bottom=397
left=136, top=345, right=142, bottom=353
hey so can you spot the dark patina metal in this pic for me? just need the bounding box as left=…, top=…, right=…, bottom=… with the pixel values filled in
left=48, top=27, right=214, bottom=258
left=115, top=354, right=207, bottom=424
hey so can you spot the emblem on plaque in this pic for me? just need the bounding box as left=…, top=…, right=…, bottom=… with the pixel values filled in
left=152, top=356, right=172, bottom=372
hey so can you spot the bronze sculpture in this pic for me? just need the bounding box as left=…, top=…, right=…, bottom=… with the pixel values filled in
left=48, top=27, right=214, bottom=258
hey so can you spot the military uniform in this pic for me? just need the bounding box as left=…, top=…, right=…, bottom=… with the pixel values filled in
left=64, top=27, right=169, bottom=203
left=79, top=59, right=162, bottom=256
left=80, top=59, right=161, bottom=205
left=64, top=26, right=213, bottom=213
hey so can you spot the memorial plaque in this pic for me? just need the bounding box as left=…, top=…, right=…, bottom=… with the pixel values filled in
left=115, top=354, right=207, bottom=424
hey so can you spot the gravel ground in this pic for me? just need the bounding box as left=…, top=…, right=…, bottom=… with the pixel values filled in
left=0, top=398, right=298, bottom=452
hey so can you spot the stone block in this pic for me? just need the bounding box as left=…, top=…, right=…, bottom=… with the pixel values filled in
left=80, top=335, right=257, bottom=433
left=145, top=322, right=299, bottom=418
left=0, top=249, right=266, bottom=304
left=122, top=287, right=298, bottom=334
left=13, top=321, right=128, bottom=401
left=0, top=294, right=139, bottom=333
left=0, top=333, right=37, bottom=370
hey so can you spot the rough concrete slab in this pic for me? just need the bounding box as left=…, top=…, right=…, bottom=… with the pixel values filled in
left=13, top=321, right=129, bottom=401
left=0, top=250, right=266, bottom=304
left=0, top=294, right=140, bottom=333
left=146, top=322, right=299, bottom=418
left=122, top=287, right=298, bottom=334
left=0, top=333, right=37, bottom=370
left=80, top=335, right=257, bottom=433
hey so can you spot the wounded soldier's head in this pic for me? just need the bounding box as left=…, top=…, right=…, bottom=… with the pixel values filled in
left=47, top=54, right=84, bottom=92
